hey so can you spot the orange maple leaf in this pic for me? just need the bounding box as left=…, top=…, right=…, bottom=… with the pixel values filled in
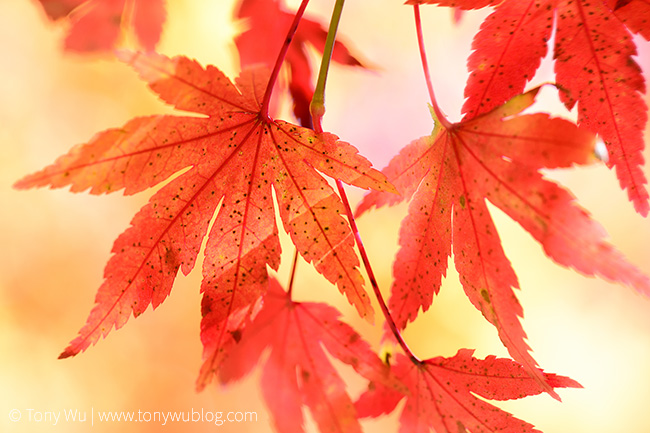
left=15, top=52, right=393, bottom=375
left=358, top=87, right=650, bottom=395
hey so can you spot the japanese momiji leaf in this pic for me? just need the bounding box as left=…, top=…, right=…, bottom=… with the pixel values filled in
left=15, top=51, right=393, bottom=362
left=216, top=277, right=399, bottom=433
left=608, top=0, right=650, bottom=41
left=356, top=350, right=581, bottom=433
left=409, top=0, right=650, bottom=215
left=36, top=0, right=166, bottom=52
left=357, top=87, right=650, bottom=394
left=235, top=0, right=364, bottom=125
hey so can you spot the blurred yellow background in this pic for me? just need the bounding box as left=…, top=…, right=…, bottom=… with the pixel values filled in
left=1, top=1, right=650, bottom=432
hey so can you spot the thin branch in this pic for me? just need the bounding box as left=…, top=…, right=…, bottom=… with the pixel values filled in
left=309, top=0, right=346, bottom=132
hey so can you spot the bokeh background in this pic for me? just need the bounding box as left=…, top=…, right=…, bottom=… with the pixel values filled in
left=2, top=1, right=650, bottom=432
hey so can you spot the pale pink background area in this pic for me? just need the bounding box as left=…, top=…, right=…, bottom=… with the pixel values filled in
left=1, top=1, right=650, bottom=432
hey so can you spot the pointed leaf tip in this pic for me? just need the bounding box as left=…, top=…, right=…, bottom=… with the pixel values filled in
left=116, top=50, right=178, bottom=85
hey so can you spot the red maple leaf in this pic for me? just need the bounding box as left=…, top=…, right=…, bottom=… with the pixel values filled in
left=216, top=276, right=399, bottom=433
left=356, top=350, right=581, bottom=433
left=409, top=0, right=650, bottom=215
left=235, top=0, right=364, bottom=125
left=609, top=0, right=650, bottom=40
left=15, top=52, right=393, bottom=378
left=36, top=0, right=166, bottom=52
left=357, top=87, right=650, bottom=394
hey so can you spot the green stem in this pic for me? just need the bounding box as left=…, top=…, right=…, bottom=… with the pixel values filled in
left=413, top=5, right=452, bottom=129
left=260, top=0, right=311, bottom=120
left=309, top=0, right=345, bottom=133
left=311, top=0, right=420, bottom=362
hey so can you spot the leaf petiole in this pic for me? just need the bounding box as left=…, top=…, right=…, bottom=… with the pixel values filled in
left=311, top=0, right=420, bottom=362
left=260, top=0, right=311, bottom=120
left=287, top=249, right=300, bottom=297
left=336, top=179, right=421, bottom=363
left=413, top=5, right=452, bottom=130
